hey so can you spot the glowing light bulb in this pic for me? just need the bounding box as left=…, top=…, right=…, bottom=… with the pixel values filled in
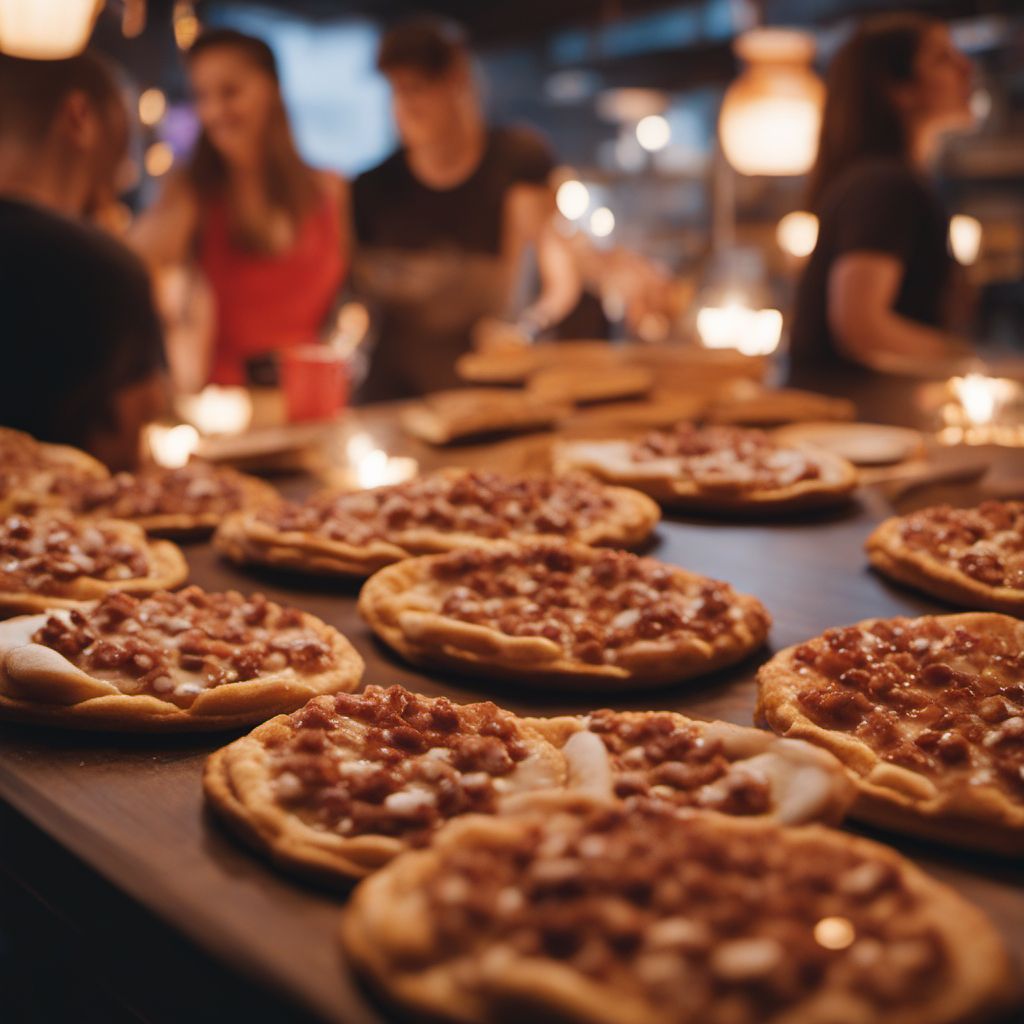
left=138, top=88, right=167, bottom=126
left=636, top=114, right=670, bottom=152
left=949, top=214, right=982, bottom=266
left=556, top=179, right=590, bottom=221
left=776, top=210, right=818, bottom=258
left=589, top=207, right=615, bottom=238
left=145, top=141, right=174, bottom=177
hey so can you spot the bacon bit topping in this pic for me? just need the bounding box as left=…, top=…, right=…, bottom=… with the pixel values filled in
left=259, top=471, right=618, bottom=546
left=629, top=423, right=825, bottom=491
left=418, top=801, right=947, bottom=1017
left=267, top=685, right=537, bottom=841
left=0, top=513, right=149, bottom=595
left=586, top=710, right=771, bottom=814
left=897, top=501, right=1024, bottom=590
left=31, top=587, right=333, bottom=707
left=73, top=462, right=268, bottom=520
left=793, top=617, right=1024, bottom=796
left=427, top=545, right=767, bottom=665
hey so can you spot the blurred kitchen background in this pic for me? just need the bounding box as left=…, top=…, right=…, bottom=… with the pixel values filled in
left=93, top=0, right=1024, bottom=354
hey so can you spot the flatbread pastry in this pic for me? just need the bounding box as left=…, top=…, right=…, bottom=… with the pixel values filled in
left=704, top=386, right=856, bottom=426
left=867, top=501, right=1024, bottom=615
left=456, top=342, right=620, bottom=385
left=342, top=793, right=1014, bottom=1024
left=0, top=587, right=362, bottom=730
left=214, top=468, right=660, bottom=579
left=400, top=388, right=569, bottom=444
left=0, top=426, right=109, bottom=514
left=527, top=708, right=854, bottom=825
left=756, top=613, right=1024, bottom=854
left=527, top=364, right=654, bottom=405
left=204, top=684, right=566, bottom=883
left=69, top=460, right=279, bottom=537
left=358, top=543, right=770, bottom=689
left=0, top=511, right=188, bottom=616
left=556, top=423, right=857, bottom=513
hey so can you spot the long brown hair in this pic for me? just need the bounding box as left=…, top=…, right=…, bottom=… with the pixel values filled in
left=185, top=28, right=320, bottom=252
left=806, top=12, right=937, bottom=212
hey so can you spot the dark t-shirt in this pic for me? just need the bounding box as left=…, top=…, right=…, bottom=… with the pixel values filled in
left=0, top=197, right=165, bottom=446
left=351, top=125, right=555, bottom=401
left=788, top=159, right=952, bottom=386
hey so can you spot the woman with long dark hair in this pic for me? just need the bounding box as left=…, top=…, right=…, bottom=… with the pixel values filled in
left=788, top=14, right=975, bottom=384
left=132, top=29, right=347, bottom=390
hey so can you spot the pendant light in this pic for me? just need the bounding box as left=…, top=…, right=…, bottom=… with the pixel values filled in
left=718, top=28, right=824, bottom=177
left=0, top=0, right=103, bottom=59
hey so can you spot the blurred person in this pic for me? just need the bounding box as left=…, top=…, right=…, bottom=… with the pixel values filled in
left=131, top=29, right=348, bottom=391
left=789, top=13, right=976, bottom=386
left=0, top=52, right=167, bottom=469
left=351, top=17, right=582, bottom=401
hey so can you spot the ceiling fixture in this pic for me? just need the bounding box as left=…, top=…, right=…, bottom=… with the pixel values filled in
left=0, top=0, right=102, bottom=58
left=0, top=0, right=148, bottom=58
left=719, top=28, right=824, bottom=176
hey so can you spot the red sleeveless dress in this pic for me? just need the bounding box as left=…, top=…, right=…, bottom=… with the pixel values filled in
left=199, top=191, right=345, bottom=385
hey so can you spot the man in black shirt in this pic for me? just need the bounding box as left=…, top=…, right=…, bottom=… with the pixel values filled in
left=0, top=52, right=166, bottom=468
left=352, top=18, right=579, bottom=400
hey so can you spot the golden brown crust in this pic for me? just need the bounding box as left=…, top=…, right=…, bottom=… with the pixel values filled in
left=0, top=427, right=109, bottom=513
left=203, top=691, right=567, bottom=883
left=867, top=515, right=1024, bottom=616
left=341, top=793, right=1016, bottom=1024
left=357, top=544, right=769, bottom=690
left=400, top=388, right=569, bottom=444
left=66, top=463, right=280, bottom=538
left=214, top=469, right=661, bottom=580
left=0, top=603, right=363, bottom=732
left=756, top=613, right=1024, bottom=855
left=554, top=435, right=858, bottom=514
left=0, top=519, right=188, bottom=618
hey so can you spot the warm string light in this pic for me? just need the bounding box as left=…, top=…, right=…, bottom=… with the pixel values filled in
left=555, top=179, right=590, bottom=221
left=777, top=211, right=819, bottom=258
left=145, top=141, right=174, bottom=177
left=173, top=0, right=199, bottom=50
left=949, top=214, right=982, bottom=266
left=635, top=114, right=670, bottom=152
left=589, top=206, right=615, bottom=238
left=138, top=87, right=167, bottom=126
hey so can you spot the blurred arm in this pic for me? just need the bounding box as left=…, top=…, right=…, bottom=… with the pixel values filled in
left=128, top=175, right=199, bottom=270
left=828, top=252, right=975, bottom=374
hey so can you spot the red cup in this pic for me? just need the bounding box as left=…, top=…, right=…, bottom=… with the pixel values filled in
left=279, top=346, right=349, bottom=423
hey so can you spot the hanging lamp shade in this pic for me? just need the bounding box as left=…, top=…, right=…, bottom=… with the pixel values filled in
left=0, top=0, right=103, bottom=58
left=718, top=28, right=824, bottom=177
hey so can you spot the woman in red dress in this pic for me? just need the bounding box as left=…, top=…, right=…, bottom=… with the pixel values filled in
left=132, top=29, right=347, bottom=390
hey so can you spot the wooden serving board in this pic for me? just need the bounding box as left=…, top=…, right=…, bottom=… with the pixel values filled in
left=0, top=463, right=1022, bottom=1023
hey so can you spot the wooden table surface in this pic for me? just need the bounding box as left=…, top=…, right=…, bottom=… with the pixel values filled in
left=1, top=405, right=1023, bottom=1023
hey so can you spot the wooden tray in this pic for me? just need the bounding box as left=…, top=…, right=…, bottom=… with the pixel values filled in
left=1, top=494, right=1022, bottom=1023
